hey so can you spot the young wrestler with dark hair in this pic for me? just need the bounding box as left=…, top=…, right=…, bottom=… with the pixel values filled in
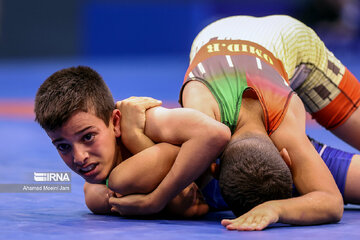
left=34, top=66, right=229, bottom=216
left=35, top=66, right=115, bottom=132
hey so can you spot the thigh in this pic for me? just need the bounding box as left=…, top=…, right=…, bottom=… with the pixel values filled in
left=344, top=154, right=360, bottom=204
left=332, top=107, right=360, bottom=151
left=297, top=64, right=360, bottom=150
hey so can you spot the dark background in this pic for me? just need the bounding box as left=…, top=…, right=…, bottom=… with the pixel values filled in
left=1, top=0, right=359, bottom=58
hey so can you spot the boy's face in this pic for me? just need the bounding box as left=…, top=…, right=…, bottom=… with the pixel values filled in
left=46, top=110, right=121, bottom=184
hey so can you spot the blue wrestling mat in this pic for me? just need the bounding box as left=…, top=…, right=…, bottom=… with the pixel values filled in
left=1, top=56, right=360, bottom=239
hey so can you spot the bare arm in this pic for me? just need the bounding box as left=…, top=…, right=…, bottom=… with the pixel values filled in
left=110, top=99, right=215, bottom=217
left=270, top=95, right=343, bottom=224
left=108, top=143, right=179, bottom=195
left=108, top=142, right=209, bottom=217
left=144, top=107, right=230, bottom=213
left=272, top=95, right=343, bottom=224
left=84, top=142, right=209, bottom=217
left=111, top=107, right=230, bottom=215
left=222, top=95, right=343, bottom=230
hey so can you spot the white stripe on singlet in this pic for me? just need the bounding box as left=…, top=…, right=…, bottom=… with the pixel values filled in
left=318, top=144, right=327, bottom=158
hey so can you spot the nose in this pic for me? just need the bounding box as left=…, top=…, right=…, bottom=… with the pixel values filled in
left=72, top=144, right=89, bottom=166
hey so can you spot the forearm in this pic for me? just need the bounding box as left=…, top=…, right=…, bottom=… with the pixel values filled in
left=150, top=134, right=228, bottom=211
left=271, top=192, right=343, bottom=225
left=122, top=107, right=231, bottom=214
left=108, top=143, right=179, bottom=195
left=222, top=190, right=343, bottom=231
left=121, top=130, right=155, bottom=154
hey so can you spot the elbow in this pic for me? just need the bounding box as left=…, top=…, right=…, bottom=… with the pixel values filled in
left=322, top=192, right=343, bottom=223
left=108, top=169, right=149, bottom=195
left=85, top=196, right=111, bottom=215
left=108, top=171, right=128, bottom=195
left=330, top=208, right=343, bottom=224
left=83, top=183, right=112, bottom=215
left=209, top=124, right=231, bottom=151
left=330, top=195, right=344, bottom=223
left=333, top=209, right=344, bottom=223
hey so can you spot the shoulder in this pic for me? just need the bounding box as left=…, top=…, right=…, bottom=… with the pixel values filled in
left=270, top=94, right=307, bottom=149
left=281, top=94, right=306, bottom=122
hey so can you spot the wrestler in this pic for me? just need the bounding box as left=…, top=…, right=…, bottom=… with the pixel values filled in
left=181, top=15, right=360, bottom=230
left=189, top=14, right=360, bottom=150
left=34, top=66, right=229, bottom=217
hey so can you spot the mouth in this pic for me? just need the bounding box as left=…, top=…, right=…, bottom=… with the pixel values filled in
left=79, top=163, right=99, bottom=177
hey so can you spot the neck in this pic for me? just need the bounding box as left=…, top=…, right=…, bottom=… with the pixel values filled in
left=235, top=95, right=267, bottom=139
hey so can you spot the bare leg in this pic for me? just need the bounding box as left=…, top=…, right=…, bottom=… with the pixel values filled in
left=344, top=154, right=360, bottom=204
left=331, top=108, right=360, bottom=151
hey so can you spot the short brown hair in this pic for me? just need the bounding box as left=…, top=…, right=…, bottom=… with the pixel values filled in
left=34, top=66, right=114, bottom=131
left=219, top=134, right=293, bottom=216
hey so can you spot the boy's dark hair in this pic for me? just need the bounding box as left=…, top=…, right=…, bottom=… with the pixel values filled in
left=34, top=66, right=114, bottom=131
left=218, top=134, right=293, bottom=216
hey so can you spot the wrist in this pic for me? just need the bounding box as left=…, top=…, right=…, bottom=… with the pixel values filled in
left=264, top=200, right=282, bottom=222
left=148, top=191, right=167, bottom=213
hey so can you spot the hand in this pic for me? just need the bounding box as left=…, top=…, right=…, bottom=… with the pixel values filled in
left=221, top=202, right=280, bottom=231
left=109, top=192, right=165, bottom=216
left=116, top=96, right=162, bottom=136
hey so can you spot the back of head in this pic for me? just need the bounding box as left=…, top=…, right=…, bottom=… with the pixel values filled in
left=34, top=66, right=114, bottom=131
left=218, top=134, right=293, bottom=216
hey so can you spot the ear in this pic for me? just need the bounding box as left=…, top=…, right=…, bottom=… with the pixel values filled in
left=111, top=109, right=121, bottom=137
left=210, top=162, right=220, bottom=180
left=280, top=148, right=292, bottom=169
